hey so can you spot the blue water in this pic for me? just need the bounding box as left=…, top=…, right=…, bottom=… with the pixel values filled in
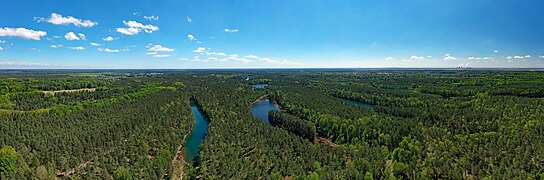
left=183, top=101, right=209, bottom=164
left=251, top=99, right=280, bottom=124
left=253, top=84, right=268, bottom=89
left=340, top=98, right=374, bottom=109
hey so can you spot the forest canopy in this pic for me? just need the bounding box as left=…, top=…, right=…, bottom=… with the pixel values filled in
left=0, top=70, right=542, bottom=179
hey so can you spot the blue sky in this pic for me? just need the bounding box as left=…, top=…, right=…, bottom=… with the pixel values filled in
left=1, top=0, right=544, bottom=68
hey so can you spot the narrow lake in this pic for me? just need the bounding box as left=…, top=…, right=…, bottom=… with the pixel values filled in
left=183, top=101, right=209, bottom=164
left=339, top=98, right=374, bottom=109
left=251, top=99, right=280, bottom=124
left=253, top=84, right=268, bottom=89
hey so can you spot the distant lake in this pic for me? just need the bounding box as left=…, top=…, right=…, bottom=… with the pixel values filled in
left=183, top=101, right=209, bottom=164
left=339, top=98, right=374, bottom=109
left=251, top=99, right=280, bottom=124
left=253, top=84, right=268, bottom=89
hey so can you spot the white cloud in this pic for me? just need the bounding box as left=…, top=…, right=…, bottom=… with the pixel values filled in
left=457, top=62, right=470, bottom=68
left=33, top=17, right=45, bottom=22
left=133, top=12, right=141, bottom=16
left=179, top=58, right=188, bottom=61
left=98, top=48, right=120, bottom=53
left=409, top=56, right=424, bottom=60
left=539, top=55, right=544, bottom=59
left=385, top=57, right=395, bottom=61
left=193, top=59, right=208, bottom=62
left=193, top=47, right=205, bottom=53
left=147, top=44, right=174, bottom=52
left=215, top=52, right=300, bottom=65
left=153, top=54, right=171, bottom=58
left=0, top=61, right=53, bottom=66
left=508, top=55, right=531, bottom=60
left=0, top=27, right=47, bottom=40
left=116, top=28, right=139, bottom=35
left=444, top=56, right=457, bottom=60
left=468, top=57, right=491, bottom=60
left=0, top=40, right=5, bottom=43
left=68, top=46, right=85, bottom=50
left=39, top=13, right=97, bottom=27
left=224, top=28, right=239, bottom=33
left=102, top=36, right=118, bottom=41
left=116, top=20, right=159, bottom=35
left=494, top=50, right=499, bottom=53
left=216, top=52, right=226, bottom=56
left=90, top=42, right=101, bottom=46
left=50, top=44, right=63, bottom=48
left=143, top=15, right=159, bottom=21
left=444, top=54, right=457, bottom=61
left=187, top=34, right=196, bottom=41
left=208, top=57, right=218, bottom=60
left=64, top=32, right=80, bottom=41
left=244, top=55, right=260, bottom=59
left=146, top=44, right=174, bottom=57
left=0, top=47, right=3, bottom=51
left=78, top=33, right=86, bottom=40
left=187, top=17, right=192, bottom=23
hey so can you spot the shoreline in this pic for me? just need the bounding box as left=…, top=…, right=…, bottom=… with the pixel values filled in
left=171, top=117, right=194, bottom=180
left=251, top=95, right=337, bottom=147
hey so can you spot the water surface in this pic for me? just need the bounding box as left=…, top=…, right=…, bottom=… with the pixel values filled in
left=339, top=98, right=374, bottom=109
left=183, top=101, right=209, bottom=164
left=253, top=84, right=269, bottom=89
left=251, top=99, right=280, bottom=124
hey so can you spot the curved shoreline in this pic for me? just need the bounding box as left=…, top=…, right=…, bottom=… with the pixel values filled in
left=251, top=95, right=336, bottom=147
left=171, top=125, right=193, bottom=180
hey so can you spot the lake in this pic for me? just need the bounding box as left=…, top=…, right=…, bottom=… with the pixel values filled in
left=251, top=99, right=280, bottom=124
left=183, top=101, right=209, bottom=164
left=339, top=98, right=374, bottom=109
left=253, top=84, right=268, bottom=89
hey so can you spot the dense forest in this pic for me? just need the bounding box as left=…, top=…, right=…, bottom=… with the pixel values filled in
left=0, top=70, right=542, bottom=179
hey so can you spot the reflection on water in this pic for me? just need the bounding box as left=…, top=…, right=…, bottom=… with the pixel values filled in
left=251, top=99, right=280, bottom=124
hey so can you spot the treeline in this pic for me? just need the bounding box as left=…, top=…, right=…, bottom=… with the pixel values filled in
left=0, top=76, right=108, bottom=95
left=268, top=110, right=316, bottom=140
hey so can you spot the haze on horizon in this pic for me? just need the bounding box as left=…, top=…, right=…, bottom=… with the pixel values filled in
left=1, top=0, right=544, bottom=69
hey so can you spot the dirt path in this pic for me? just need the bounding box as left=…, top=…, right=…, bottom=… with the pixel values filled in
left=171, top=129, right=192, bottom=180
left=315, top=136, right=338, bottom=148
left=43, top=88, right=96, bottom=95
left=251, top=94, right=269, bottom=105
